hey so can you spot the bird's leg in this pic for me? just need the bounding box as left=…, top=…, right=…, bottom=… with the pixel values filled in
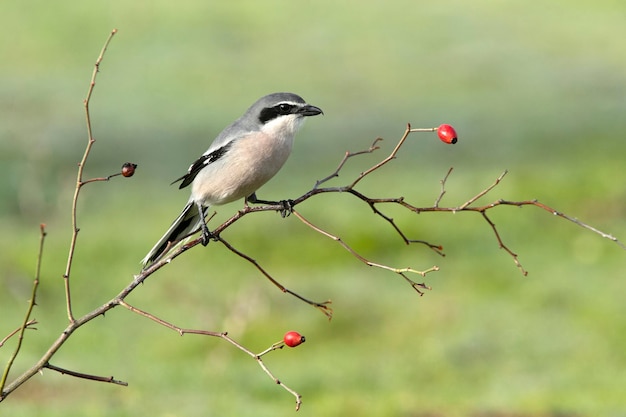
left=195, top=201, right=213, bottom=246
left=246, top=192, right=294, bottom=218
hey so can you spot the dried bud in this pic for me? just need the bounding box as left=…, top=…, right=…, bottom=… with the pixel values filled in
left=121, top=162, right=137, bottom=178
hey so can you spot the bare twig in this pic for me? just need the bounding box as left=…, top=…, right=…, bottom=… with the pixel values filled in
left=0, top=28, right=122, bottom=404
left=63, top=28, right=118, bottom=323
left=480, top=210, right=527, bottom=275
left=348, top=125, right=413, bottom=189
left=3, top=28, right=623, bottom=410
left=0, top=320, right=38, bottom=348
left=144, top=124, right=624, bottom=298
left=216, top=236, right=334, bottom=319
left=457, top=170, right=508, bottom=210
left=44, top=363, right=128, bottom=387
left=2, top=29, right=299, bottom=408
left=434, top=167, right=454, bottom=208
left=118, top=300, right=303, bottom=410
left=346, top=125, right=439, bottom=189
left=0, top=224, right=46, bottom=393
left=291, top=210, right=437, bottom=295
left=314, top=137, right=382, bottom=188
left=511, top=199, right=626, bottom=250
left=0, top=296, right=116, bottom=401
left=81, top=173, right=126, bottom=185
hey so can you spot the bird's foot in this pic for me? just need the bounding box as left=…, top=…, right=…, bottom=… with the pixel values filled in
left=279, top=199, right=294, bottom=218
left=246, top=193, right=294, bottom=218
left=200, top=225, right=214, bottom=246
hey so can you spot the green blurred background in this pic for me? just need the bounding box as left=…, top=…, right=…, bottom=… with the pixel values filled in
left=1, top=1, right=625, bottom=416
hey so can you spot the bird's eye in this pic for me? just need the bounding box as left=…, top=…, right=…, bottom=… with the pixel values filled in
left=277, top=103, right=294, bottom=114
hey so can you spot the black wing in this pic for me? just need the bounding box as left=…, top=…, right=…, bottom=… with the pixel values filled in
left=171, top=142, right=233, bottom=189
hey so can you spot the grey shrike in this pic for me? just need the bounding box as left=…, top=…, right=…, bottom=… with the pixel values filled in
left=141, top=92, right=323, bottom=267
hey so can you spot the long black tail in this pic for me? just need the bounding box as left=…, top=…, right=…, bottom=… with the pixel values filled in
left=141, top=202, right=206, bottom=267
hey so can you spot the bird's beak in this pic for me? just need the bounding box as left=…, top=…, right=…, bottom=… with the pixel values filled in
left=298, top=104, right=324, bottom=117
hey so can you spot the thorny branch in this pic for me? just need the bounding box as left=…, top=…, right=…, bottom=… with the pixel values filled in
left=0, top=225, right=46, bottom=393
left=63, top=28, right=118, bottom=323
left=216, top=236, right=333, bottom=319
left=290, top=209, right=437, bottom=295
left=2, top=29, right=624, bottom=412
left=117, top=300, right=303, bottom=410
left=150, top=122, right=624, bottom=289
left=44, top=363, right=128, bottom=387
left=1, top=30, right=127, bottom=402
left=0, top=29, right=303, bottom=411
left=0, top=320, right=38, bottom=349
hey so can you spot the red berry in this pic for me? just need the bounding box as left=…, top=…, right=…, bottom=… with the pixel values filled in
left=283, top=331, right=306, bottom=347
left=121, top=162, right=137, bottom=177
left=437, top=124, right=457, bottom=144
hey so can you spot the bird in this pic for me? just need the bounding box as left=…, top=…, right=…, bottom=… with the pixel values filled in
left=141, top=92, right=323, bottom=268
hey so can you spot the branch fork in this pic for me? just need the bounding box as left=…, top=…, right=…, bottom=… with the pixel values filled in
left=2, top=30, right=623, bottom=412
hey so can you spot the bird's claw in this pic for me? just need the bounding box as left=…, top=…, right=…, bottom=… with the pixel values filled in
left=279, top=199, right=294, bottom=218
left=201, top=227, right=214, bottom=246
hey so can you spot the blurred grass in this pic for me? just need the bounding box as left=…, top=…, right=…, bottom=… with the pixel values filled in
left=1, top=1, right=625, bottom=416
